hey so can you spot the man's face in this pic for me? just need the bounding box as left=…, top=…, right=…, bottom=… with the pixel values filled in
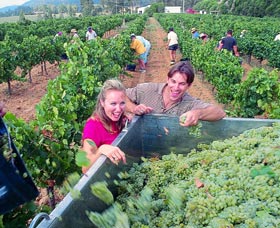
left=166, top=72, right=191, bottom=102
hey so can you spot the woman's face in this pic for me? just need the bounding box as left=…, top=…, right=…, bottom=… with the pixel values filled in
left=101, top=90, right=126, bottom=122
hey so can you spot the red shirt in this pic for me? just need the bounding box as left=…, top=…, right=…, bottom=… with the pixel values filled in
left=82, top=117, right=119, bottom=147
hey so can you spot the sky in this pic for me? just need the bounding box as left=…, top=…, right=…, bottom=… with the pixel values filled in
left=0, top=0, right=29, bottom=8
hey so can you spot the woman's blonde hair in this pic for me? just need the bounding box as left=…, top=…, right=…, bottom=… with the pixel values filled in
left=93, top=79, right=126, bottom=133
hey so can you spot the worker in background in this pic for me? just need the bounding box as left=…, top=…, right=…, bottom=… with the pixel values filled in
left=86, top=26, right=97, bottom=41
left=274, top=32, right=280, bottom=41
left=191, top=28, right=200, bottom=39
left=130, top=34, right=146, bottom=73
left=218, top=30, right=239, bottom=57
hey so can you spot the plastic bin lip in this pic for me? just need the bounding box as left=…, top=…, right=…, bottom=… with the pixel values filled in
left=127, top=113, right=280, bottom=122
left=111, top=115, right=140, bottom=146
left=221, top=116, right=280, bottom=122
left=144, top=114, right=280, bottom=122
left=0, top=186, right=8, bottom=199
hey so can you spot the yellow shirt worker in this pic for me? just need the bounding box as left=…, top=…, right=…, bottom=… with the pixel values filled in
left=130, top=34, right=146, bottom=72
left=130, top=38, right=146, bottom=55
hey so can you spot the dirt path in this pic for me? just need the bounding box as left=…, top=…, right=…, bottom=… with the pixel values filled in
left=121, top=17, right=223, bottom=107
left=0, top=64, right=60, bottom=122
left=0, top=17, right=223, bottom=122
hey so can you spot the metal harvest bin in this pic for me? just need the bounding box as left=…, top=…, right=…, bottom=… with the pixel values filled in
left=30, top=115, right=280, bottom=228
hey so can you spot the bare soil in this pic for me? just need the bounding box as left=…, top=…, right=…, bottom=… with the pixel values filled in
left=0, top=64, right=60, bottom=122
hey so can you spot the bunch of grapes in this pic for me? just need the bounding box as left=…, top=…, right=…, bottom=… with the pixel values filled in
left=89, top=123, right=280, bottom=227
left=0, top=134, right=12, bottom=162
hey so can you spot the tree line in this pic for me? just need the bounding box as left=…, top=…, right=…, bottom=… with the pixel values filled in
left=194, top=0, right=280, bottom=17
left=1, top=0, right=279, bottom=19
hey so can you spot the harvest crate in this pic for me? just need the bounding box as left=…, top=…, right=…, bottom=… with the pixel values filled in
left=31, top=115, right=280, bottom=228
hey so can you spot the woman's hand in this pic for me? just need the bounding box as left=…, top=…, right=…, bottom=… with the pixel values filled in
left=99, top=144, right=126, bottom=165
left=82, top=142, right=126, bottom=174
left=133, top=104, right=153, bottom=115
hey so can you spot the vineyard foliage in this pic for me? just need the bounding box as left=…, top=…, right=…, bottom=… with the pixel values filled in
left=233, top=69, right=280, bottom=118
left=155, top=13, right=280, bottom=116
left=0, top=14, right=139, bottom=94
left=4, top=14, right=147, bottom=185
left=1, top=13, right=147, bottom=225
left=191, top=0, right=280, bottom=18
left=0, top=12, right=279, bottom=226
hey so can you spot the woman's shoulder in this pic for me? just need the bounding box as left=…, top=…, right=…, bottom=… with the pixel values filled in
left=85, top=116, right=102, bottom=126
left=83, top=116, right=108, bottom=133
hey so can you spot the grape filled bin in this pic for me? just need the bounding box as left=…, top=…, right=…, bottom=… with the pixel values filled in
left=30, top=114, right=280, bottom=228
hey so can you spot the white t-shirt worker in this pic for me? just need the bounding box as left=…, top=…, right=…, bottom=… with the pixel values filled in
left=167, top=29, right=178, bottom=46
left=274, top=33, right=280, bottom=41
left=167, top=27, right=178, bottom=65
left=86, top=27, right=97, bottom=41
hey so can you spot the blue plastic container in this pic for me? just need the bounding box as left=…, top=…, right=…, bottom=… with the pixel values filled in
left=0, top=117, right=39, bottom=214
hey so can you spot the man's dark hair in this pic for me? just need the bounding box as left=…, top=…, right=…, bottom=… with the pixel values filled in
left=227, top=30, right=233, bottom=35
left=167, top=61, right=194, bottom=85
left=169, top=27, right=174, bottom=32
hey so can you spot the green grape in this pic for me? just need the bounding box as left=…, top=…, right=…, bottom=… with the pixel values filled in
left=188, top=122, right=202, bottom=138
left=0, top=134, right=12, bottom=161
left=91, top=181, right=114, bottom=205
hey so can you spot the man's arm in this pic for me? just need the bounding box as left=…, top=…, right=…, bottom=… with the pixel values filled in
left=233, top=45, right=239, bottom=56
left=217, top=42, right=223, bottom=51
left=179, top=105, right=226, bottom=127
left=194, top=105, right=226, bottom=121
left=125, top=96, right=153, bottom=116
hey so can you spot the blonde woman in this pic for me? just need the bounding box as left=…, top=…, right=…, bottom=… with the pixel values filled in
left=81, top=79, right=127, bottom=173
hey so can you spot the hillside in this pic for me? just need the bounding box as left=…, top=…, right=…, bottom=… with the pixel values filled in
left=2, top=0, right=279, bottom=17
left=0, top=0, right=100, bottom=13
left=22, top=0, right=100, bottom=7
left=23, top=0, right=81, bottom=7
left=0, top=6, right=18, bottom=13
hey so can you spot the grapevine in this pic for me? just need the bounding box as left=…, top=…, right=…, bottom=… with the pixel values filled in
left=179, top=115, right=202, bottom=138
